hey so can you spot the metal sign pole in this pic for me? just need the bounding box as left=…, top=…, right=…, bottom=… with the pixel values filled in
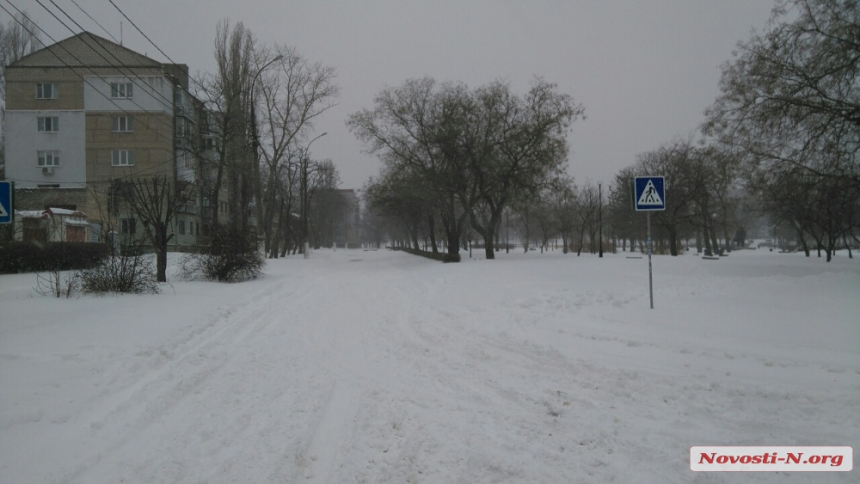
left=648, top=211, right=653, bottom=309
left=633, top=176, right=663, bottom=310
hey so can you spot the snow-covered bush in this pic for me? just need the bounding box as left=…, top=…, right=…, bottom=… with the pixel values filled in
left=179, top=224, right=263, bottom=282
left=78, top=252, right=159, bottom=294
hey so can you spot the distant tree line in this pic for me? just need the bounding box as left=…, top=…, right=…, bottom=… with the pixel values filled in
left=354, top=1, right=857, bottom=263
left=349, top=77, right=585, bottom=260
left=607, top=0, right=859, bottom=262
left=703, top=0, right=859, bottom=261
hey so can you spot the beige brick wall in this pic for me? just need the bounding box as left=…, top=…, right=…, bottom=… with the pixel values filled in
left=84, top=111, right=175, bottom=225
left=14, top=187, right=89, bottom=212
left=5, top=66, right=165, bottom=111
left=5, top=68, right=84, bottom=110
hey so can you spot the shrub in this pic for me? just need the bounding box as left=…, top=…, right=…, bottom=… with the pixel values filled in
left=0, top=241, right=109, bottom=274
left=78, top=252, right=159, bottom=294
left=34, top=269, right=79, bottom=298
left=180, top=224, right=264, bottom=282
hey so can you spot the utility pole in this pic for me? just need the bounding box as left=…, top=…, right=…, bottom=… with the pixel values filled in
left=598, top=183, right=603, bottom=257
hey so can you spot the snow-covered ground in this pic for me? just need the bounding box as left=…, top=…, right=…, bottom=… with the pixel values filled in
left=1, top=248, right=857, bottom=483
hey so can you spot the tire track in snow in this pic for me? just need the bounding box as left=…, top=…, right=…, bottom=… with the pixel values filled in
left=62, top=277, right=309, bottom=482
left=299, top=380, right=361, bottom=482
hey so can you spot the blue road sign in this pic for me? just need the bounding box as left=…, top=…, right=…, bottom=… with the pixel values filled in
left=0, top=181, right=12, bottom=224
left=634, top=176, right=665, bottom=211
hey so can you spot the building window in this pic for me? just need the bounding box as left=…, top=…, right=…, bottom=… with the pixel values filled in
left=190, top=221, right=195, bottom=236
left=110, top=82, right=133, bottom=98
left=121, top=218, right=136, bottom=235
left=36, top=83, right=58, bottom=99
left=37, top=116, right=59, bottom=132
left=178, top=151, right=192, bottom=169
left=112, top=150, right=135, bottom=166
left=112, top=116, right=133, bottom=132
left=178, top=220, right=186, bottom=235
left=37, top=150, right=60, bottom=167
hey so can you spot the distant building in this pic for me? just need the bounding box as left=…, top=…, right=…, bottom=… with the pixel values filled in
left=335, top=189, right=360, bottom=248
left=13, top=207, right=89, bottom=243
left=3, top=32, right=215, bottom=248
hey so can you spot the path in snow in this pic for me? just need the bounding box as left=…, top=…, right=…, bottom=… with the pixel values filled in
left=0, top=249, right=857, bottom=483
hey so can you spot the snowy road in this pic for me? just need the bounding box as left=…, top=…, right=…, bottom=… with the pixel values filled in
left=1, top=249, right=858, bottom=482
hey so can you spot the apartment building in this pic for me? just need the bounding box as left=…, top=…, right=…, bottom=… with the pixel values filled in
left=4, top=32, right=213, bottom=247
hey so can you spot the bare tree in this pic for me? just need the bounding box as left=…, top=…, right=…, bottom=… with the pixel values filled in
left=192, top=21, right=258, bottom=235
left=705, top=0, right=860, bottom=200
left=0, top=10, right=43, bottom=100
left=120, top=176, right=193, bottom=282
left=572, top=182, right=599, bottom=255
left=349, top=78, right=477, bottom=260
left=547, top=176, right=577, bottom=254
left=469, top=79, right=583, bottom=259
left=350, top=77, right=583, bottom=261
left=255, top=45, right=338, bottom=256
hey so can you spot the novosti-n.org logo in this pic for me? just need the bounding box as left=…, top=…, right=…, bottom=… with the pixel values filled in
left=691, top=447, right=853, bottom=472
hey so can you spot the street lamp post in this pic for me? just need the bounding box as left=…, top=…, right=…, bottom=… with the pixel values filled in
left=302, top=132, right=327, bottom=259
left=249, top=54, right=283, bottom=248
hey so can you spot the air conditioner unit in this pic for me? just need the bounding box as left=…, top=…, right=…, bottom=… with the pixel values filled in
left=42, top=167, right=54, bottom=175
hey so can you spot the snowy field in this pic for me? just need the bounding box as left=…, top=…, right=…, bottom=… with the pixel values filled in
left=1, top=248, right=857, bottom=483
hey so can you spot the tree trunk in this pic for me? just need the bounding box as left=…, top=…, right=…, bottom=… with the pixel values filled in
left=483, top=211, right=502, bottom=260
left=577, top=228, right=585, bottom=256
left=411, top=228, right=420, bottom=250
left=702, top=215, right=713, bottom=257
left=798, top=229, right=810, bottom=256
left=428, top=214, right=438, bottom=254
left=156, top=229, right=168, bottom=283
left=710, top=222, right=721, bottom=255
left=668, top=227, right=678, bottom=256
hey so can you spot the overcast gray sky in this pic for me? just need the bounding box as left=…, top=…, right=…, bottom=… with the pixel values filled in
left=18, top=0, right=776, bottom=189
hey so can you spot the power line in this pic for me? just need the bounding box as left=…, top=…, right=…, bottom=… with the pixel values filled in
left=4, top=1, right=174, bottom=142
left=106, top=0, right=208, bottom=90
left=1, top=1, right=197, bottom=185
left=107, top=0, right=176, bottom=65
left=33, top=0, right=178, bottom=119
left=70, top=0, right=118, bottom=44
left=45, top=0, right=179, bottom=113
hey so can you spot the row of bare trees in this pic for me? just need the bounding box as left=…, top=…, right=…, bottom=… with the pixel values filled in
left=191, top=21, right=340, bottom=259
left=604, top=139, right=756, bottom=257
left=351, top=77, right=584, bottom=260
left=104, top=21, right=341, bottom=282
left=603, top=0, right=858, bottom=262
left=701, top=0, right=859, bottom=261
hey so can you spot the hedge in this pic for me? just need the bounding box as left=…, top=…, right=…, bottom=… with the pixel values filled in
left=389, top=246, right=461, bottom=263
left=0, top=241, right=110, bottom=274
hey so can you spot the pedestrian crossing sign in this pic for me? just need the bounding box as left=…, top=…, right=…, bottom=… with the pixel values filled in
left=634, top=177, right=665, bottom=211
left=0, top=181, right=12, bottom=224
